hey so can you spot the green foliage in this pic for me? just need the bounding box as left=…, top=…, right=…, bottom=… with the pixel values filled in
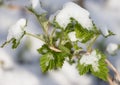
left=91, top=50, right=109, bottom=81
left=77, top=49, right=109, bottom=81
left=75, top=22, right=99, bottom=43
left=40, top=52, right=55, bottom=72
left=1, top=5, right=116, bottom=82
left=38, top=44, right=71, bottom=73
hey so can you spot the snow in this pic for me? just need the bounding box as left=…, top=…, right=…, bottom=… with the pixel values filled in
left=54, top=2, right=93, bottom=29
left=0, top=48, right=14, bottom=70
left=68, top=31, right=78, bottom=42
left=106, top=43, right=118, bottom=55
left=1, top=0, right=115, bottom=85
left=7, top=18, right=27, bottom=41
left=30, top=0, right=46, bottom=15
left=106, top=0, right=120, bottom=10
left=0, top=66, right=40, bottom=85
left=49, top=61, right=94, bottom=85
left=80, top=50, right=101, bottom=72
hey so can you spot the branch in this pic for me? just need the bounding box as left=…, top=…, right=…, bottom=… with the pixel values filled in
left=105, top=59, right=120, bottom=85
left=107, top=74, right=114, bottom=85
left=26, top=32, right=45, bottom=42
left=105, top=59, right=120, bottom=77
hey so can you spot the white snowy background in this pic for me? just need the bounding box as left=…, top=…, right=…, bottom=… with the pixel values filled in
left=0, top=0, right=120, bottom=85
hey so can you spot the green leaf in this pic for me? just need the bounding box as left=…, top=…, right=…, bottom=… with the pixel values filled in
left=58, top=45, right=71, bottom=55
left=40, top=51, right=66, bottom=72
left=37, top=44, right=50, bottom=54
left=91, top=50, right=109, bottom=81
left=38, top=45, right=68, bottom=72
left=75, top=23, right=99, bottom=43
left=77, top=49, right=109, bottom=81
left=77, top=63, right=91, bottom=75
left=40, top=52, right=55, bottom=72
left=54, top=52, right=66, bottom=68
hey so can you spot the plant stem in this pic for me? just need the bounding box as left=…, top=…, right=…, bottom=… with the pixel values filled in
left=26, top=32, right=45, bottom=42
left=105, top=59, right=120, bottom=85
left=105, top=59, right=120, bottom=77
left=50, top=27, right=56, bottom=45
left=107, top=74, right=114, bottom=85
left=87, top=35, right=99, bottom=52
left=35, top=14, right=49, bottom=36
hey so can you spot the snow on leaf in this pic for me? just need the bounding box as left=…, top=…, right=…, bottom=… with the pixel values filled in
left=1, top=18, right=27, bottom=48
left=54, top=2, right=93, bottom=29
left=77, top=49, right=109, bottom=81
left=68, top=31, right=79, bottom=42
left=100, top=26, right=115, bottom=38
left=7, top=18, right=27, bottom=41
left=80, top=50, right=101, bottom=72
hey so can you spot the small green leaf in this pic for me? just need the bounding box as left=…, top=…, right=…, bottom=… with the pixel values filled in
left=75, top=23, right=99, bottom=43
left=77, top=63, right=90, bottom=75
left=40, top=52, right=55, bottom=72
left=58, top=45, right=71, bottom=55
left=37, top=44, right=50, bottom=54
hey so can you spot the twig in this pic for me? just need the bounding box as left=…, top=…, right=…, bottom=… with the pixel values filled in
left=105, top=59, right=120, bottom=78
left=105, top=59, right=120, bottom=85
left=107, top=74, right=114, bottom=85
left=26, top=32, right=45, bottom=42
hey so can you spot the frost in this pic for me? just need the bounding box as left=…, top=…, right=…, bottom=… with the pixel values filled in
left=31, top=0, right=46, bottom=15
left=80, top=50, right=101, bottom=72
left=55, top=2, right=93, bottom=29
left=7, top=18, right=27, bottom=41
left=68, top=31, right=78, bottom=42
left=106, top=43, right=118, bottom=55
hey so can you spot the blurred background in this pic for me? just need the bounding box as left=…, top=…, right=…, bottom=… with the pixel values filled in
left=0, top=0, right=120, bottom=85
